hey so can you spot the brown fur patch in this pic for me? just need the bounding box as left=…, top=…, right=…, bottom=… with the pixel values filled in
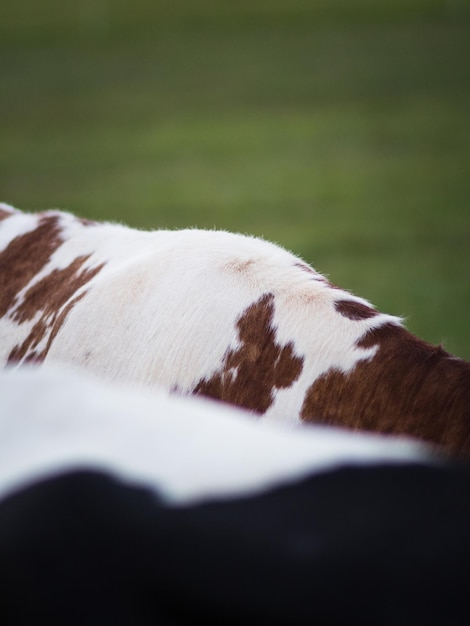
left=294, top=263, right=344, bottom=290
left=335, top=299, right=378, bottom=320
left=0, top=215, right=63, bottom=318
left=300, top=322, right=470, bottom=458
left=0, top=208, right=14, bottom=221
left=7, top=320, right=48, bottom=363
left=194, top=293, right=304, bottom=413
left=225, top=259, right=257, bottom=274
left=7, top=256, right=104, bottom=364
left=294, top=262, right=318, bottom=276
left=10, top=255, right=100, bottom=324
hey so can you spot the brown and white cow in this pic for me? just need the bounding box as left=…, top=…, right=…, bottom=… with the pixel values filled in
left=1, top=203, right=469, bottom=458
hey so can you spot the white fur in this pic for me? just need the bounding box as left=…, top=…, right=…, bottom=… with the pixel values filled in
left=0, top=204, right=402, bottom=425
left=0, top=364, right=434, bottom=505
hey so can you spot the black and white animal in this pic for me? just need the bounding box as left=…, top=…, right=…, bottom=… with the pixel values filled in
left=0, top=365, right=469, bottom=626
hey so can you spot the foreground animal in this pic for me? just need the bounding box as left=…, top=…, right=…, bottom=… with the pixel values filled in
left=0, top=364, right=433, bottom=504
left=3, top=366, right=469, bottom=626
left=1, top=203, right=469, bottom=457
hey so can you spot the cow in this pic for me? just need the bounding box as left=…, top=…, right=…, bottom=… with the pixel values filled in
left=1, top=203, right=469, bottom=458
left=3, top=365, right=469, bottom=626
left=0, top=363, right=434, bottom=505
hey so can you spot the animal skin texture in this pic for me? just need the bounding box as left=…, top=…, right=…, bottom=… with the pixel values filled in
left=1, top=203, right=469, bottom=457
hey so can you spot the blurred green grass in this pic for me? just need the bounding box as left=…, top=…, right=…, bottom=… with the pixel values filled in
left=1, top=1, right=469, bottom=357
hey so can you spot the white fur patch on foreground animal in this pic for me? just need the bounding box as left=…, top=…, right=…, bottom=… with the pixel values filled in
left=0, top=365, right=436, bottom=505
left=1, top=203, right=469, bottom=458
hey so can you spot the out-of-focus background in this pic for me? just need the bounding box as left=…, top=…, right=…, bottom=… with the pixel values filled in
left=1, top=0, right=469, bottom=357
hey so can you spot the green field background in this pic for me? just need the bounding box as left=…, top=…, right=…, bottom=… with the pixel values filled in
left=1, top=1, right=469, bottom=357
